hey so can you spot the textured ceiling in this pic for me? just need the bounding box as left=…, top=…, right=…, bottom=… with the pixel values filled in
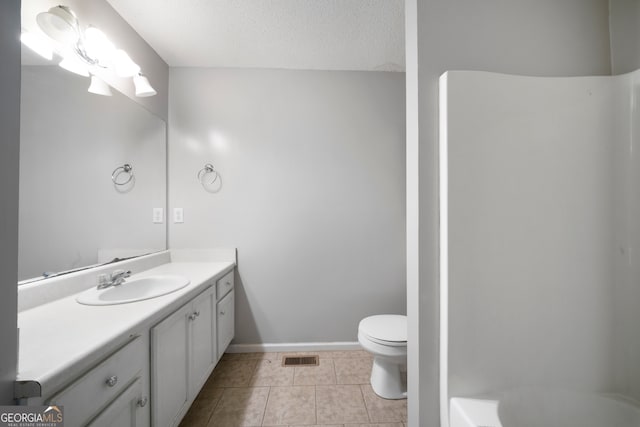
left=105, top=0, right=405, bottom=71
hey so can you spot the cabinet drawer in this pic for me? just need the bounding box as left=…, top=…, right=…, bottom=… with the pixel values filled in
left=216, top=270, right=234, bottom=300
left=48, top=337, right=145, bottom=427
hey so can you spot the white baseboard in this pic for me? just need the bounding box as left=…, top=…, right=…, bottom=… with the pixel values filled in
left=226, top=341, right=361, bottom=353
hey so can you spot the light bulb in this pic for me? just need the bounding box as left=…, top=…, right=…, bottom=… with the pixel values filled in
left=113, top=50, right=140, bottom=77
left=84, top=27, right=116, bottom=64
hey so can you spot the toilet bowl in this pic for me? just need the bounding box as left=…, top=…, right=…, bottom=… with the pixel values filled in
left=358, top=314, right=407, bottom=399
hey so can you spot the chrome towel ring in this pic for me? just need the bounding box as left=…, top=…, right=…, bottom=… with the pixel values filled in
left=197, top=163, right=219, bottom=186
left=112, top=164, right=134, bottom=186
left=197, top=163, right=222, bottom=193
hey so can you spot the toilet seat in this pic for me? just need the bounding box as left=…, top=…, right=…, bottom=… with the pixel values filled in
left=361, top=333, right=407, bottom=347
left=359, top=315, right=407, bottom=347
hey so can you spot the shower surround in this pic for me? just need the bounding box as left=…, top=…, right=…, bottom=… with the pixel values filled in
left=439, top=70, right=640, bottom=426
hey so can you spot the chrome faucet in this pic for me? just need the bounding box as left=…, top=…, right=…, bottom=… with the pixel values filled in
left=97, top=269, right=132, bottom=290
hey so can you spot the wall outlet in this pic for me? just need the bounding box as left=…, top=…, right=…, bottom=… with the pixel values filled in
left=173, top=208, right=184, bottom=223
left=153, top=208, right=164, bottom=223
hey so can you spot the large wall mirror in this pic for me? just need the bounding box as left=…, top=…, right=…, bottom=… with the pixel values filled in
left=19, top=48, right=167, bottom=283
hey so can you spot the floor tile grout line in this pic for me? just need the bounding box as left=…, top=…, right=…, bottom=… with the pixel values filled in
left=314, top=384, right=318, bottom=425
left=205, top=387, right=225, bottom=424
left=260, top=386, right=271, bottom=427
left=331, top=356, right=338, bottom=385
left=360, top=383, right=374, bottom=423
left=293, top=365, right=298, bottom=386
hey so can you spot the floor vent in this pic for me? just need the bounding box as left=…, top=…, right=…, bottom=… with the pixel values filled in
left=282, top=355, right=319, bottom=367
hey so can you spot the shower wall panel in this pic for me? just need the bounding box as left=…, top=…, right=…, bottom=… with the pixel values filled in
left=441, top=71, right=620, bottom=399
left=612, top=69, right=640, bottom=402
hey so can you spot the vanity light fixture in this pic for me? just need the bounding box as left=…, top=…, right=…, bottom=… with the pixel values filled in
left=83, top=26, right=116, bottom=63
left=35, top=5, right=79, bottom=45
left=133, top=73, right=157, bottom=97
left=88, top=74, right=112, bottom=96
left=21, top=5, right=156, bottom=98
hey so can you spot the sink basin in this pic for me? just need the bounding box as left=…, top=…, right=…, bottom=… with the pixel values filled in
left=76, top=275, right=190, bottom=306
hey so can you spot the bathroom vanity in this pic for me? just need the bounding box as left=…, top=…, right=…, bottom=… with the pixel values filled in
left=15, top=250, right=235, bottom=427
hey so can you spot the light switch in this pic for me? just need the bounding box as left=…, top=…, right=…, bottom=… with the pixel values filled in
left=153, top=208, right=164, bottom=223
left=173, top=208, right=184, bottom=223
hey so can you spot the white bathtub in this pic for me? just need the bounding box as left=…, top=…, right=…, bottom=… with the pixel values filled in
left=450, top=388, right=640, bottom=427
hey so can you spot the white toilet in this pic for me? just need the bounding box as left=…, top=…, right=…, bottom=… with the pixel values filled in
left=358, top=314, right=407, bottom=399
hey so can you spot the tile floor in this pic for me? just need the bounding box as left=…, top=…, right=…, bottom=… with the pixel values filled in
left=179, top=350, right=407, bottom=427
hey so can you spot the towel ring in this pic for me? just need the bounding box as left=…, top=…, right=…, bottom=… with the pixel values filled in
left=112, top=164, right=134, bottom=186
left=197, top=163, right=219, bottom=186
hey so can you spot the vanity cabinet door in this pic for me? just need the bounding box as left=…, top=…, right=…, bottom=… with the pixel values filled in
left=151, top=304, right=191, bottom=427
left=87, top=377, right=144, bottom=427
left=151, top=280, right=233, bottom=427
left=189, top=286, right=216, bottom=398
left=217, top=288, right=235, bottom=360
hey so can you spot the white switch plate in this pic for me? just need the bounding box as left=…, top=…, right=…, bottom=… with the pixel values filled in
left=173, top=208, right=184, bottom=223
left=153, top=208, right=164, bottom=223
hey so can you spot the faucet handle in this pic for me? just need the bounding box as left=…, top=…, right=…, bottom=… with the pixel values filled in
left=97, top=274, right=109, bottom=288
left=111, top=269, right=131, bottom=279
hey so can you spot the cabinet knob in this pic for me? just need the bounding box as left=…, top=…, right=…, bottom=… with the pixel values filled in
left=137, top=397, right=148, bottom=408
left=194, top=311, right=200, bottom=317
left=220, top=311, right=225, bottom=315
left=226, top=281, right=231, bottom=286
left=188, top=313, right=197, bottom=321
left=105, top=375, right=118, bottom=387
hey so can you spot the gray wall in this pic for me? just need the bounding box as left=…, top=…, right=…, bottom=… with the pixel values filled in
left=406, top=1, right=611, bottom=425
left=609, top=0, right=640, bottom=74
left=22, top=0, right=169, bottom=120
left=169, top=68, right=406, bottom=344
left=0, top=0, right=20, bottom=405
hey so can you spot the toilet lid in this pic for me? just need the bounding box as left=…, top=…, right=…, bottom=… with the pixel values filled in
left=359, top=315, right=407, bottom=343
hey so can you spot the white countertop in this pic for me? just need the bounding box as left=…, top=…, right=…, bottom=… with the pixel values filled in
left=16, top=260, right=234, bottom=399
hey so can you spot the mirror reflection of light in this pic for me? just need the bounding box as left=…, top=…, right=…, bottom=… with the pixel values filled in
left=20, top=30, right=54, bottom=60
left=59, top=53, right=89, bottom=76
left=209, top=131, right=229, bottom=152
